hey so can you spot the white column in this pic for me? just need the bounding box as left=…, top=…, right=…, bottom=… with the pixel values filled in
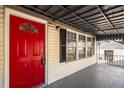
left=76, top=33, right=79, bottom=60
left=85, top=36, right=87, bottom=58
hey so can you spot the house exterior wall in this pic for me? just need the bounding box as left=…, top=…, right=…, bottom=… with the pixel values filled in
left=0, top=5, right=4, bottom=88
left=47, top=22, right=96, bottom=84
left=97, top=41, right=124, bottom=56
left=0, top=6, right=96, bottom=87
left=99, top=49, right=124, bottom=56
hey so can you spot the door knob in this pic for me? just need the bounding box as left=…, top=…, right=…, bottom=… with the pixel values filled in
left=41, top=56, right=45, bottom=64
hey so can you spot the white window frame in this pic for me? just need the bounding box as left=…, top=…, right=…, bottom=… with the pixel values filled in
left=78, top=34, right=86, bottom=59
left=66, top=31, right=77, bottom=62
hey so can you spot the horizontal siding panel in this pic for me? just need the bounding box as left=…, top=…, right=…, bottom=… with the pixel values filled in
left=48, top=28, right=58, bottom=31
left=48, top=27, right=56, bottom=30
left=0, top=71, right=3, bottom=76
left=0, top=5, right=3, bottom=9
left=0, top=48, right=3, bottom=52
left=0, top=31, right=3, bottom=35
left=0, top=49, right=3, bottom=53
left=48, top=24, right=56, bottom=27
left=0, top=37, right=3, bottom=41
left=48, top=58, right=59, bottom=62
left=48, top=32, right=59, bottom=35
left=48, top=30, right=59, bottom=33
left=48, top=42, right=59, bottom=46
left=0, top=7, right=4, bottom=10
left=48, top=60, right=59, bottom=63
left=48, top=27, right=58, bottom=30
left=48, top=56, right=59, bottom=59
left=48, top=33, right=59, bottom=37
left=48, top=39, right=59, bottom=43
left=0, top=51, right=3, bottom=54
left=0, top=33, right=3, bottom=37
left=0, top=18, right=3, bottom=22
left=48, top=52, right=59, bottom=55
left=0, top=43, right=3, bottom=47
left=48, top=23, right=59, bottom=64
left=0, top=25, right=3, bottom=28
left=48, top=41, right=59, bottom=44
left=0, top=26, right=4, bottom=30
left=0, top=15, right=3, bottom=19
left=48, top=40, right=59, bottom=43
left=48, top=48, right=59, bottom=51
left=48, top=36, right=59, bottom=40
left=48, top=49, right=59, bottom=53
left=0, top=62, right=3, bottom=66
left=48, top=32, right=58, bottom=35
left=48, top=47, right=59, bottom=49
left=48, top=37, right=59, bottom=40
left=0, top=10, right=4, bottom=14
left=0, top=67, right=3, bottom=71
left=0, top=57, right=4, bottom=61
left=48, top=53, right=59, bottom=56
left=48, top=56, right=59, bottom=60
left=48, top=33, right=58, bottom=36
left=48, top=23, right=55, bottom=26
left=0, top=22, right=3, bottom=26
left=48, top=30, right=58, bottom=33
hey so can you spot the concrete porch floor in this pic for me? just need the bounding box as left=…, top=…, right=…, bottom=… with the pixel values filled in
left=46, top=63, right=124, bottom=88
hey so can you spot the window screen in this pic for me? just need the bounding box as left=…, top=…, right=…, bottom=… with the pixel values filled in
left=78, top=35, right=86, bottom=59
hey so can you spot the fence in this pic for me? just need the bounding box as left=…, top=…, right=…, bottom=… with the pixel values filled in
left=97, top=54, right=124, bottom=67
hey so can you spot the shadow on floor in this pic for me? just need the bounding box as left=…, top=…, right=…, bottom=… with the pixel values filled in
left=45, top=63, right=124, bottom=88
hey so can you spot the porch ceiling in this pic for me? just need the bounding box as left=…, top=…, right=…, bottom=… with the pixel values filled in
left=19, top=5, right=124, bottom=36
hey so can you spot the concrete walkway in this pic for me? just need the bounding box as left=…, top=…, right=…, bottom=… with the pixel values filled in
left=46, top=64, right=124, bottom=88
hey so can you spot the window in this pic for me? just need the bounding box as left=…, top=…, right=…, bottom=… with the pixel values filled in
left=67, top=31, right=76, bottom=61
left=92, top=37, right=95, bottom=55
left=87, top=37, right=92, bottom=57
left=60, top=29, right=95, bottom=63
left=60, top=30, right=77, bottom=62
left=87, top=37, right=95, bottom=57
left=19, top=23, right=38, bottom=33
left=78, top=35, right=86, bottom=59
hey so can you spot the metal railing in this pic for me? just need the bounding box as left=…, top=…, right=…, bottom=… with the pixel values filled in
left=97, top=54, right=124, bottom=67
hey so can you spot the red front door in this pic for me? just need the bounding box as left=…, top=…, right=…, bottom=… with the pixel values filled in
left=10, top=15, right=45, bottom=88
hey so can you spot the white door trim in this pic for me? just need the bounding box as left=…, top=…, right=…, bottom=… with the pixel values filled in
left=4, top=7, right=48, bottom=88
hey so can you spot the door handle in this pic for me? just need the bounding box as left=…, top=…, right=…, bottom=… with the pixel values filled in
left=41, top=56, right=45, bottom=64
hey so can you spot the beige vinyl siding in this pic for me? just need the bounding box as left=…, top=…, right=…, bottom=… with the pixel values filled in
left=48, top=23, right=60, bottom=64
left=47, top=22, right=96, bottom=84
left=0, top=5, right=4, bottom=88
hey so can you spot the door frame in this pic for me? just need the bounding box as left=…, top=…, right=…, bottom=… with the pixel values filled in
left=4, top=8, right=48, bottom=88
left=104, top=50, right=113, bottom=62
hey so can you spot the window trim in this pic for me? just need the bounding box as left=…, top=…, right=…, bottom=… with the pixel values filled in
left=87, top=37, right=95, bottom=57
left=77, top=34, right=86, bottom=59
left=59, top=28, right=96, bottom=63
left=66, top=31, right=77, bottom=62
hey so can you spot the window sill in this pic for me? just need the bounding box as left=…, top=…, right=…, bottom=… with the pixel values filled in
left=60, top=55, right=95, bottom=63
